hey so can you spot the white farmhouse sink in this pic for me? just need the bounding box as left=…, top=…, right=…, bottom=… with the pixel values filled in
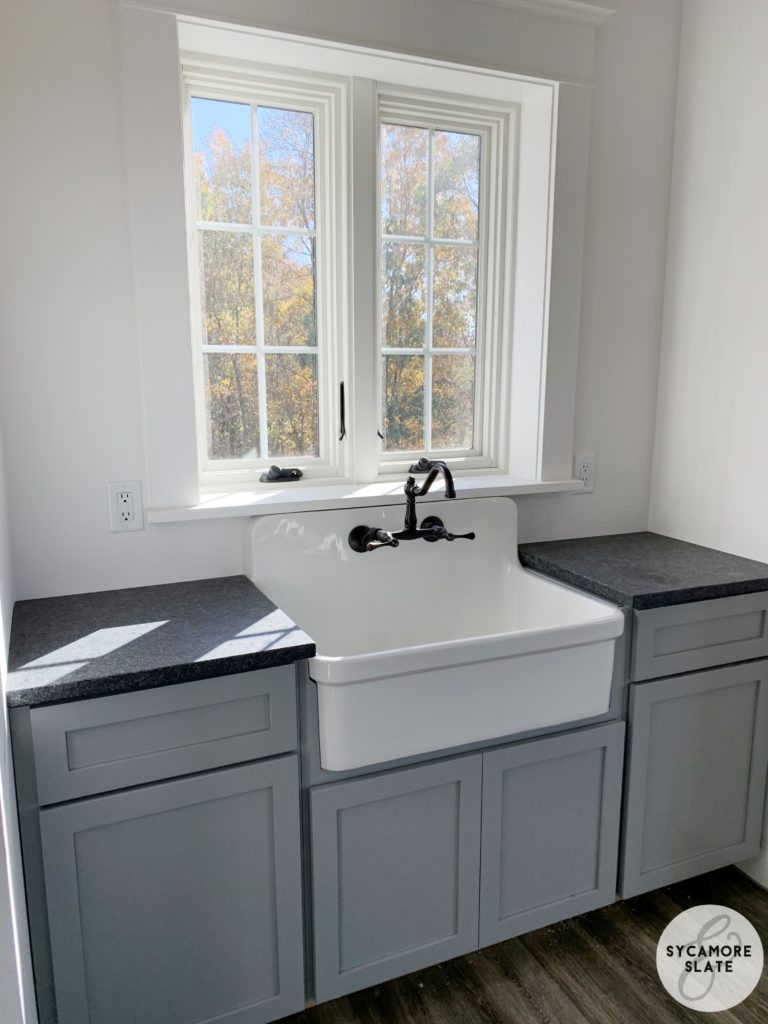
left=249, top=496, right=624, bottom=770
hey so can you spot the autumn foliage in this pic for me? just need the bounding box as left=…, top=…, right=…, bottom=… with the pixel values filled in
left=193, top=99, right=480, bottom=463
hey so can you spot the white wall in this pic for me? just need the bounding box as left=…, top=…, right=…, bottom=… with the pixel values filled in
left=0, top=428, right=14, bottom=728
left=0, top=424, right=36, bottom=1024
left=649, top=0, right=768, bottom=886
left=0, top=0, right=681, bottom=601
left=126, top=0, right=599, bottom=83
left=519, top=0, right=681, bottom=542
left=0, top=0, right=245, bottom=601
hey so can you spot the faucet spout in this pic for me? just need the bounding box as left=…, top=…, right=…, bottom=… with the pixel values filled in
left=407, top=458, right=456, bottom=499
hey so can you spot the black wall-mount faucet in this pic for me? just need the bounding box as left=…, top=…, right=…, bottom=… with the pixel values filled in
left=348, top=459, right=476, bottom=553
left=407, top=457, right=457, bottom=499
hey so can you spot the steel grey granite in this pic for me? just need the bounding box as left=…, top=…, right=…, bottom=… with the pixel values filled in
left=7, top=575, right=314, bottom=707
left=518, top=532, right=768, bottom=609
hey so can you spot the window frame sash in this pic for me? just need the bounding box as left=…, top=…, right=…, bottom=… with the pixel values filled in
left=182, top=66, right=350, bottom=484
left=375, top=90, right=516, bottom=476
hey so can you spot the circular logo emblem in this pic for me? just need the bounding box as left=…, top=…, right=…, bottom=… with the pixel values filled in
left=656, top=904, right=763, bottom=1012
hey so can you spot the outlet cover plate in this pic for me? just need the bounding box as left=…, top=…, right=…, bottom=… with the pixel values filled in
left=108, top=480, right=145, bottom=532
left=574, top=453, right=595, bottom=494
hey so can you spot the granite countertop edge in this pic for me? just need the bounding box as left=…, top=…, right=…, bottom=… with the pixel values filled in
left=518, top=535, right=768, bottom=610
left=519, top=553, right=768, bottom=609
left=6, top=575, right=316, bottom=709
left=6, top=643, right=317, bottom=709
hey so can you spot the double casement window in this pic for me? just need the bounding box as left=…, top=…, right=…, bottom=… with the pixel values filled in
left=120, top=19, right=589, bottom=508
left=183, top=50, right=522, bottom=488
left=185, top=64, right=515, bottom=487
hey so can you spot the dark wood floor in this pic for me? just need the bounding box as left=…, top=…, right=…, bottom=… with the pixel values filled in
left=287, top=868, right=768, bottom=1024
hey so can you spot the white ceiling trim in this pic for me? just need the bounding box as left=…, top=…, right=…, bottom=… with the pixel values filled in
left=464, top=0, right=616, bottom=27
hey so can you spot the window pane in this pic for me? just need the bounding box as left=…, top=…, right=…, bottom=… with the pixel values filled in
left=382, top=355, right=424, bottom=451
left=433, top=130, right=480, bottom=241
left=381, top=242, right=427, bottom=349
left=380, top=124, right=428, bottom=237
left=432, top=354, right=475, bottom=450
left=192, top=98, right=252, bottom=224
left=200, top=231, right=256, bottom=346
left=266, top=354, right=319, bottom=457
left=432, top=246, right=478, bottom=348
left=262, top=235, right=316, bottom=347
left=258, top=107, right=315, bottom=229
left=204, top=353, right=260, bottom=459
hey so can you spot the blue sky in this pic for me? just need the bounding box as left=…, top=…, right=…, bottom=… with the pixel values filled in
left=191, top=97, right=251, bottom=153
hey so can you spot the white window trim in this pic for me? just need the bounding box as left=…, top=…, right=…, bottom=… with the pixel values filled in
left=119, top=9, right=591, bottom=515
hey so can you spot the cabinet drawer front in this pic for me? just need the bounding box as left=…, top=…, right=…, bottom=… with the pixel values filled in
left=620, top=662, right=768, bottom=898
left=311, top=754, right=482, bottom=1003
left=631, top=592, right=768, bottom=680
left=40, top=756, right=305, bottom=1024
left=479, top=722, right=624, bottom=946
left=31, top=667, right=297, bottom=803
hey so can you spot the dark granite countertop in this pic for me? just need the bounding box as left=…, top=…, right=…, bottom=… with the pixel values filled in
left=518, top=532, right=768, bottom=610
left=7, top=575, right=314, bottom=708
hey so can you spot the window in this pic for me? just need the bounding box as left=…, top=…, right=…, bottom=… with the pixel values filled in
left=179, top=37, right=554, bottom=492
left=376, top=94, right=510, bottom=473
left=193, top=99, right=319, bottom=462
left=185, top=68, right=347, bottom=485
left=120, top=20, right=589, bottom=510
left=380, top=121, right=481, bottom=455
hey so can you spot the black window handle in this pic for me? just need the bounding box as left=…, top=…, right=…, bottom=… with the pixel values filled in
left=339, top=382, right=347, bottom=441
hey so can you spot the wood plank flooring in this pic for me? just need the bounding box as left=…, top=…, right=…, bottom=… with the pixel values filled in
left=286, top=868, right=768, bottom=1024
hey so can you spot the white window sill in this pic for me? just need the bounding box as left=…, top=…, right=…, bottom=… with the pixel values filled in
left=145, top=475, right=585, bottom=523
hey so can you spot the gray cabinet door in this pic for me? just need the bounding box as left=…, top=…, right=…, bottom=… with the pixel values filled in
left=479, top=722, right=624, bottom=947
left=620, top=662, right=768, bottom=898
left=310, top=754, right=482, bottom=1002
left=40, top=757, right=305, bottom=1024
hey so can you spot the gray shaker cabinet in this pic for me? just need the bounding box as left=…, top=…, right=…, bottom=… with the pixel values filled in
left=310, top=724, right=628, bottom=1003
left=480, top=722, right=625, bottom=946
left=39, top=756, right=305, bottom=1024
left=620, top=661, right=768, bottom=898
left=310, top=753, right=482, bottom=1002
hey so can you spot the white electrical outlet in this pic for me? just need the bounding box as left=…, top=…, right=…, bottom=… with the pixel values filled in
left=108, top=481, right=144, bottom=532
left=574, top=453, right=596, bottom=494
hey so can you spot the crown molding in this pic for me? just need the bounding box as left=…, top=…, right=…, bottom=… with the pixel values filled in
left=464, top=0, right=617, bottom=27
